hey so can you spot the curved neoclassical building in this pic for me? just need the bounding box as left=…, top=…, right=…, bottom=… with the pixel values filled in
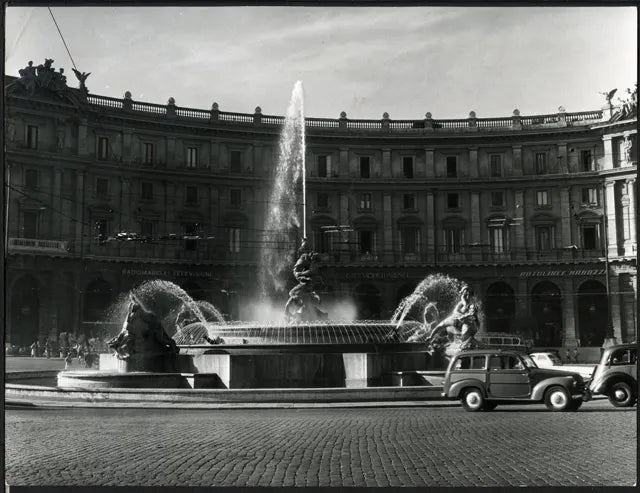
left=5, top=61, right=637, bottom=353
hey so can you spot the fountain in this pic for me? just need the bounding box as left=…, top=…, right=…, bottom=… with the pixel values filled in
left=8, top=82, right=488, bottom=406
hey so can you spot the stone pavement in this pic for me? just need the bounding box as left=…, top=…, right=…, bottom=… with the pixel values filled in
left=5, top=401, right=636, bottom=487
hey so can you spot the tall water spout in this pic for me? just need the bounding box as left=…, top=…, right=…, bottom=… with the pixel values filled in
left=259, top=81, right=306, bottom=298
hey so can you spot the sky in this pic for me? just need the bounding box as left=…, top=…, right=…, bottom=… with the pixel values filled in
left=4, top=6, right=637, bottom=120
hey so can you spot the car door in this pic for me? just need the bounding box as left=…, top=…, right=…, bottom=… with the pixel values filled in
left=487, top=354, right=531, bottom=398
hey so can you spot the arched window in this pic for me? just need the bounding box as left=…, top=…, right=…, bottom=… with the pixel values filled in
left=485, top=282, right=515, bottom=333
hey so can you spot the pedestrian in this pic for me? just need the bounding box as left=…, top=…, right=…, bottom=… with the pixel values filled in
left=64, top=352, right=73, bottom=369
left=565, top=348, right=572, bottom=364
left=572, top=347, right=579, bottom=363
left=30, top=340, right=38, bottom=358
left=44, top=338, right=51, bottom=359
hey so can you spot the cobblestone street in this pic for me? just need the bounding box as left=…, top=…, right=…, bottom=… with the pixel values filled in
left=5, top=401, right=636, bottom=487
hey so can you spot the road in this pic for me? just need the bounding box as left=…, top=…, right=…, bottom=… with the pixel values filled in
left=5, top=400, right=636, bottom=487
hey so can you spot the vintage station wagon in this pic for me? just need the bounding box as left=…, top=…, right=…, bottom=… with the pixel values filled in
left=588, top=343, right=637, bottom=407
left=442, top=349, right=588, bottom=412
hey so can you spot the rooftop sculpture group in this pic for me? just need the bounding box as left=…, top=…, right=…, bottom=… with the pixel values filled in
left=13, top=58, right=90, bottom=98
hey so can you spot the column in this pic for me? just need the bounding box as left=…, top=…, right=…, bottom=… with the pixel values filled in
left=209, top=141, right=219, bottom=170
left=557, top=143, right=568, bottom=174
left=53, top=169, right=62, bottom=237
left=253, top=144, right=262, bottom=175
left=562, top=277, right=578, bottom=347
left=602, top=136, right=614, bottom=170
left=123, top=128, right=133, bottom=165
left=426, top=191, right=435, bottom=263
left=513, top=190, right=525, bottom=260
left=511, top=145, right=522, bottom=176
left=604, top=181, right=619, bottom=257
left=470, top=191, right=481, bottom=260
left=383, top=193, right=393, bottom=262
left=75, top=171, right=85, bottom=254
left=609, top=274, right=622, bottom=342
left=381, top=148, right=390, bottom=178
left=339, top=148, right=349, bottom=177
left=77, top=118, right=88, bottom=156
left=624, top=178, right=636, bottom=256
left=339, top=192, right=350, bottom=261
left=469, top=147, right=478, bottom=178
left=246, top=146, right=254, bottom=173
left=559, top=187, right=572, bottom=252
left=425, top=149, right=435, bottom=178
left=166, top=137, right=176, bottom=169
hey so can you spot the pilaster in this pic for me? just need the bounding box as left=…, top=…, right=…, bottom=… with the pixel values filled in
left=383, top=193, right=393, bottom=262
left=602, top=136, right=614, bottom=170
left=511, top=145, right=522, bottom=176
left=561, top=277, right=578, bottom=347
left=469, top=147, right=479, bottom=178
left=623, top=178, right=636, bottom=256
left=425, top=149, right=435, bottom=179
left=605, top=181, right=619, bottom=257
left=470, top=191, right=481, bottom=260
left=559, top=187, right=572, bottom=249
left=513, top=190, right=525, bottom=260
left=426, top=191, right=435, bottom=263
left=609, top=274, right=622, bottom=342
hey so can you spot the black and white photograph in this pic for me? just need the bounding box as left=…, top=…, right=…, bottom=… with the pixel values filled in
left=4, top=3, right=637, bottom=489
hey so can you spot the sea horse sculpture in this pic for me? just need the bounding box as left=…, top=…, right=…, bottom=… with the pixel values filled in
left=425, top=284, right=481, bottom=351
left=108, top=294, right=179, bottom=359
left=284, top=238, right=328, bottom=322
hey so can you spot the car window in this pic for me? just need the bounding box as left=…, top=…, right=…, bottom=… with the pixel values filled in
left=521, top=354, right=537, bottom=369
left=610, top=349, right=632, bottom=365
left=506, top=356, right=524, bottom=370
left=454, top=356, right=471, bottom=370
left=489, top=356, right=503, bottom=370
left=471, top=356, right=486, bottom=370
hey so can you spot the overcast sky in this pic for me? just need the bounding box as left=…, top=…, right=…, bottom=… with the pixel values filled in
left=5, top=6, right=637, bottom=120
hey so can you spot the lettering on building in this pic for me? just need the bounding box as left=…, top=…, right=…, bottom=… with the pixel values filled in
left=122, top=268, right=212, bottom=278
left=519, top=269, right=605, bottom=277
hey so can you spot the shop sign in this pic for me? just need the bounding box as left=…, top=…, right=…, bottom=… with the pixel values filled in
left=519, top=269, right=605, bottom=277
left=122, top=268, right=212, bottom=278
left=344, top=271, right=410, bottom=280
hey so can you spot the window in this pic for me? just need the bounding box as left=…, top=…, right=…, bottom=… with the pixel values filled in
left=445, top=228, right=463, bottom=253
left=400, top=228, right=420, bottom=254
left=230, top=150, right=242, bottom=173
left=490, top=226, right=507, bottom=253
left=491, top=191, right=504, bottom=207
left=26, top=125, right=38, bottom=149
left=95, top=219, right=108, bottom=244
left=360, top=156, right=370, bottom=178
left=184, top=223, right=198, bottom=251
left=317, top=192, right=329, bottom=209
left=454, top=356, right=485, bottom=370
left=141, top=182, right=153, bottom=200
left=446, top=156, right=457, bottom=178
left=96, top=178, right=109, bottom=196
left=359, top=230, right=374, bottom=254
left=317, top=155, right=329, bottom=177
left=471, top=356, right=487, bottom=370
left=609, top=348, right=636, bottom=365
left=140, top=221, right=153, bottom=239
left=23, top=211, right=39, bottom=238
left=535, top=153, right=547, bottom=174
left=25, top=169, right=38, bottom=189
left=580, top=150, right=594, bottom=171
left=360, top=193, right=372, bottom=210
left=228, top=227, right=241, bottom=253
left=581, top=187, right=598, bottom=205
left=447, top=192, right=459, bottom=209
left=185, top=185, right=198, bottom=205
left=535, top=226, right=553, bottom=251
left=314, top=228, right=331, bottom=253
left=186, top=147, right=198, bottom=169
left=582, top=225, right=599, bottom=250
left=97, top=137, right=109, bottom=160
left=536, top=190, right=549, bottom=206
left=490, top=155, right=502, bottom=177
left=230, top=189, right=242, bottom=207
left=143, top=143, right=154, bottom=165
left=490, top=355, right=523, bottom=370
left=403, top=157, right=414, bottom=179
left=403, top=193, right=416, bottom=210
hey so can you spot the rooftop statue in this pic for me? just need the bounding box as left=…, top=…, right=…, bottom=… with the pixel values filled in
left=12, top=59, right=71, bottom=98
left=72, top=68, right=91, bottom=93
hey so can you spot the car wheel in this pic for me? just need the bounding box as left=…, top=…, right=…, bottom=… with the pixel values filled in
left=460, top=388, right=485, bottom=412
left=608, top=381, right=637, bottom=408
left=482, top=401, right=497, bottom=411
left=544, top=386, right=571, bottom=412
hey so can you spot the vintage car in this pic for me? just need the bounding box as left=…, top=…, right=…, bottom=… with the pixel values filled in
left=442, top=349, right=588, bottom=412
left=588, top=343, right=637, bottom=407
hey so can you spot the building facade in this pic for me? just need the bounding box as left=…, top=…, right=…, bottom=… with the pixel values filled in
left=4, top=61, right=637, bottom=350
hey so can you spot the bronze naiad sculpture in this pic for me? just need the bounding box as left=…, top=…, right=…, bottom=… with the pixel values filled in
left=108, top=294, right=179, bottom=360
left=425, top=284, right=481, bottom=351
left=284, top=238, right=328, bottom=322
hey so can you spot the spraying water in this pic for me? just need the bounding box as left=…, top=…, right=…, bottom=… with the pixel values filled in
left=259, top=81, right=306, bottom=298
